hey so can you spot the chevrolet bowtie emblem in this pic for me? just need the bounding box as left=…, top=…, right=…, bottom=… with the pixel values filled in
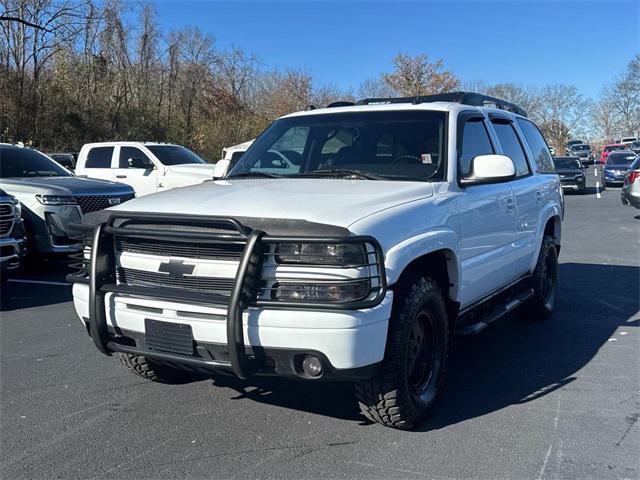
left=108, top=197, right=121, bottom=206
left=158, top=259, right=196, bottom=278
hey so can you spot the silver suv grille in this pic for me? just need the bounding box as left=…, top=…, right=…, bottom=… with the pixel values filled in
left=0, top=203, right=15, bottom=236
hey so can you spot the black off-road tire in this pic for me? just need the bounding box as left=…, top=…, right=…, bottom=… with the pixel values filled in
left=523, top=235, right=558, bottom=320
left=355, top=276, right=449, bottom=429
left=118, top=353, right=196, bottom=384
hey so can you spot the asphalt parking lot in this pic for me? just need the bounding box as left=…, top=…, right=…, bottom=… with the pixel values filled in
left=1, top=168, right=639, bottom=480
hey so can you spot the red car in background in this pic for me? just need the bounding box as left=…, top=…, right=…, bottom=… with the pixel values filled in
left=600, top=144, right=627, bottom=164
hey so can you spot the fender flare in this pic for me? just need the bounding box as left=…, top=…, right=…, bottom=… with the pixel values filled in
left=384, top=228, right=461, bottom=302
left=528, top=202, right=562, bottom=272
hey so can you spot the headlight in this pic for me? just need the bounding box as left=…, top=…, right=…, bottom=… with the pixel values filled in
left=276, top=242, right=367, bottom=265
left=36, top=195, right=78, bottom=206
left=272, top=279, right=372, bottom=302
left=576, top=175, right=584, bottom=180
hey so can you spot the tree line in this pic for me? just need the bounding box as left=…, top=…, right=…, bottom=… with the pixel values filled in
left=1, top=0, right=639, bottom=160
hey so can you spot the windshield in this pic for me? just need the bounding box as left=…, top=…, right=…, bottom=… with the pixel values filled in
left=571, top=144, right=590, bottom=151
left=146, top=145, right=206, bottom=166
left=554, top=157, right=582, bottom=169
left=229, top=111, right=447, bottom=181
left=607, top=153, right=636, bottom=165
left=631, top=141, right=640, bottom=148
left=0, top=147, right=71, bottom=178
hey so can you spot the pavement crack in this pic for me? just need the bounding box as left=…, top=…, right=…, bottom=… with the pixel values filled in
left=615, top=412, right=639, bottom=447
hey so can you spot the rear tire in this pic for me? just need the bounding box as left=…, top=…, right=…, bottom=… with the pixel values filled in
left=523, top=235, right=558, bottom=320
left=355, top=277, right=449, bottom=429
left=118, top=353, right=198, bottom=384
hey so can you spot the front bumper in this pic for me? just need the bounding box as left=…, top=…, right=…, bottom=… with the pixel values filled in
left=24, top=204, right=83, bottom=254
left=72, top=283, right=391, bottom=379
left=0, top=235, right=26, bottom=272
left=559, top=178, right=585, bottom=190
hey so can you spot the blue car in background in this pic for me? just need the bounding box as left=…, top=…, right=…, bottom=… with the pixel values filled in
left=602, top=151, right=638, bottom=187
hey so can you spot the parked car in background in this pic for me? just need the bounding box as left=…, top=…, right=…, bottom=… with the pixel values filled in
left=553, top=156, right=586, bottom=193
left=616, top=136, right=638, bottom=146
left=0, top=188, right=26, bottom=280
left=629, top=140, right=640, bottom=155
left=0, top=144, right=135, bottom=256
left=75, top=142, right=216, bottom=196
left=602, top=151, right=638, bottom=187
left=215, top=139, right=255, bottom=178
left=600, top=143, right=627, bottom=164
left=47, top=153, right=76, bottom=171
left=567, top=143, right=593, bottom=166
left=621, top=157, right=640, bottom=209
left=565, top=139, right=584, bottom=154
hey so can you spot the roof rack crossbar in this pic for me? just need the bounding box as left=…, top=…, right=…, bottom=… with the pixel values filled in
left=354, top=91, right=528, bottom=117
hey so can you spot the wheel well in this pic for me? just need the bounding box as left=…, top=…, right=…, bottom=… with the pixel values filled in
left=544, top=216, right=561, bottom=254
left=394, top=249, right=459, bottom=328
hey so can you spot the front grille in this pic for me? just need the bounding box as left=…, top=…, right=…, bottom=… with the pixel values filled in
left=117, top=267, right=235, bottom=297
left=75, top=193, right=135, bottom=214
left=115, top=237, right=244, bottom=261
left=0, top=204, right=15, bottom=236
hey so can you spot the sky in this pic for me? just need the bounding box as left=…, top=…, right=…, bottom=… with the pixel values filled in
left=151, top=0, right=640, bottom=99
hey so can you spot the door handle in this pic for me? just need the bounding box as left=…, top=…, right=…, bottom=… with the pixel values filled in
left=116, top=175, right=127, bottom=179
left=504, top=197, right=516, bottom=213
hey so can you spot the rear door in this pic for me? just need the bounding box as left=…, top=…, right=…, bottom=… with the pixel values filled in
left=82, top=146, right=115, bottom=181
left=112, top=146, right=159, bottom=196
left=457, top=113, right=518, bottom=307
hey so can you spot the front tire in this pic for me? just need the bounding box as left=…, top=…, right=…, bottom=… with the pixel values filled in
left=523, top=235, right=558, bottom=320
left=118, top=353, right=197, bottom=384
left=355, top=277, right=449, bottom=429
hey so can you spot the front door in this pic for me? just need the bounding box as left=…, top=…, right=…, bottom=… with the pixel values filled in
left=112, top=146, right=159, bottom=196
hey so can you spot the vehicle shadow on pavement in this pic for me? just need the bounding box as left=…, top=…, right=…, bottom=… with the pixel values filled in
left=206, top=263, right=639, bottom=429
left=416, top=262, right=639, bottom=432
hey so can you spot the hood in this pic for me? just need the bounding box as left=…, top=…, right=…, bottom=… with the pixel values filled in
left=113, top=178, right=434, bottom=229
left=0, top=176, right=135, bottom=196
left=166, top=163, right=217, bottom=178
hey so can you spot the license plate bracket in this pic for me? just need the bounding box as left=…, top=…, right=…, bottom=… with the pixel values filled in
left=145, top=319, right=195, bottom=356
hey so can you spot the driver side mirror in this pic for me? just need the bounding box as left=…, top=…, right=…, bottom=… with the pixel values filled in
left=128, top=157, right=154, bottom=169
left=460, top=154, right=516, bottom=186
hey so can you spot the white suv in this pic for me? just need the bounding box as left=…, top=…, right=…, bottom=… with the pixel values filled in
left=69, top=92, right=562, bottom=429
left=75, top=142, right=216, bottom=196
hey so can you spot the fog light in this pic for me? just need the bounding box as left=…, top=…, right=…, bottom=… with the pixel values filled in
left=302, top=355, right=322, bottom=377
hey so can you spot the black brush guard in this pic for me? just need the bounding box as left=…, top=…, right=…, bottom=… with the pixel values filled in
left=77, top=213, right=386, bottom=380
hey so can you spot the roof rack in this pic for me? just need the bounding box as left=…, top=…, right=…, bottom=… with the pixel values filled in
left=354, top=91, right=528, bottom=117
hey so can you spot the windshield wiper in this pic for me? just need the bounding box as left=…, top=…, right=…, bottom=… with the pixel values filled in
left=226, top=171, right=284, bottom=179
left=292, top=169, right=388, bottom=180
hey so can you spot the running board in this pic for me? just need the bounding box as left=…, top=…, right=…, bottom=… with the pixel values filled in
left=455, top=288, right=534, bottom=335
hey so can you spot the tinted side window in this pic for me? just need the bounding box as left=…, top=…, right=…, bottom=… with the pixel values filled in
left=491, top=121, right=530, bottom=177
left=85, top=147, right=114, bottom=168
left=516, top=118, right=556, bottom=174
left=459, top=118, right=494, bottom=177
left=119, top=147, right=152, bottom=168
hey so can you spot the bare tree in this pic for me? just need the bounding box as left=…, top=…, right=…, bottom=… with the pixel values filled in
left=382, top=53, right=459, bottom=97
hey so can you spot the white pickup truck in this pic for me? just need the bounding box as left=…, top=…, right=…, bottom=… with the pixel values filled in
left=69, top=92, right=563, bottom=429
left=75, top=142, right=216, bottom=196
